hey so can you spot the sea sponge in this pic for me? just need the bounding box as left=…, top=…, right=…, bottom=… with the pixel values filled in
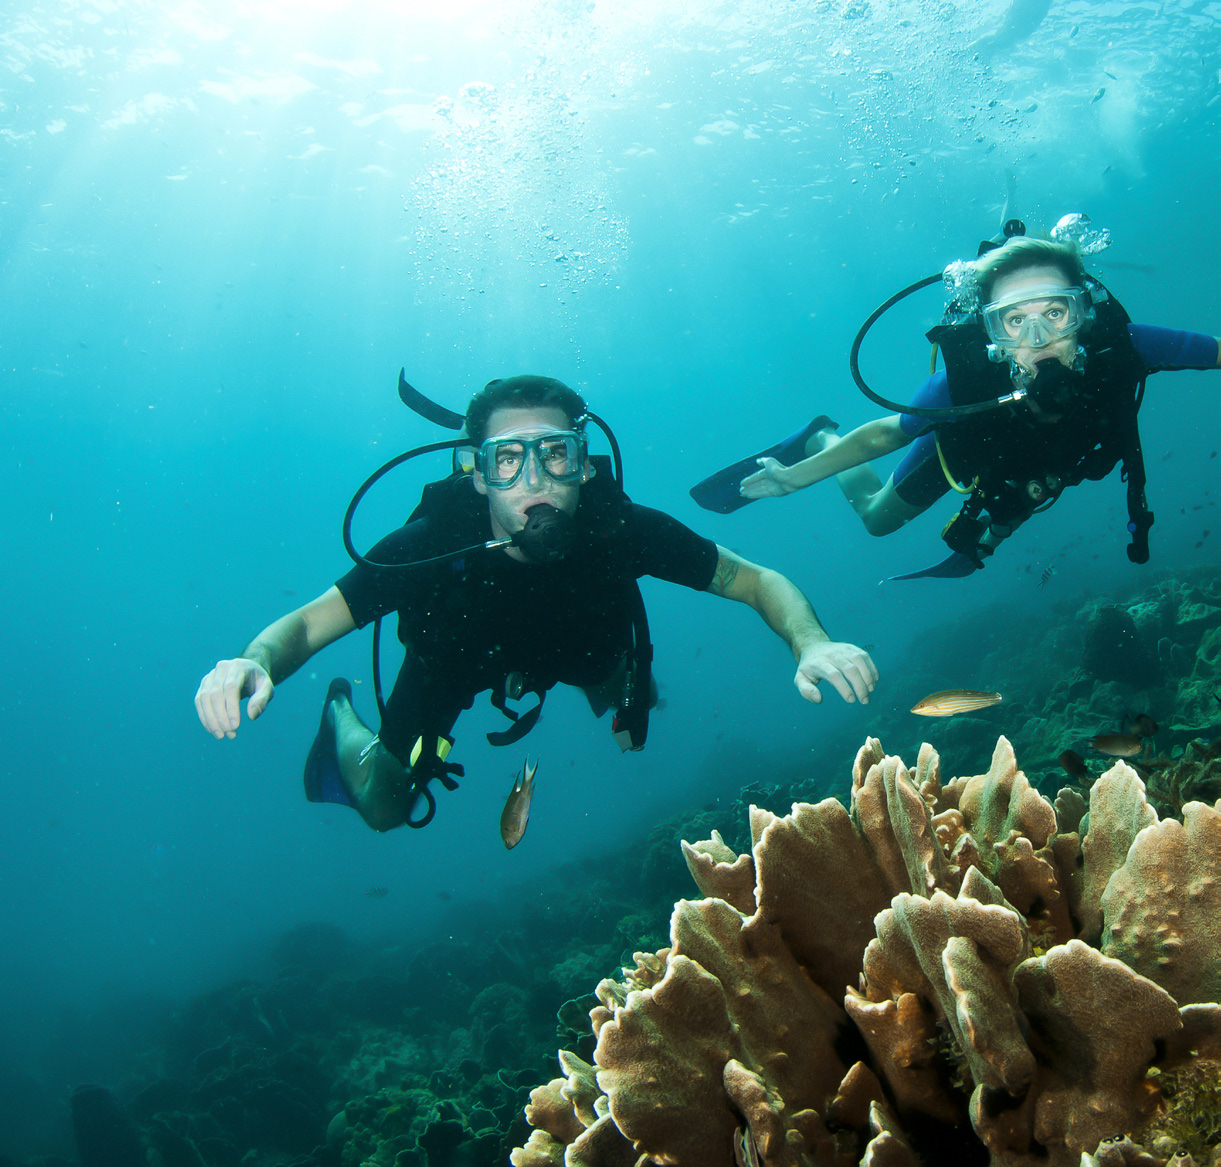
left=513, top=738, right=1221, bottom=1167
left=1101, top=800, right=1221, bottom=1006
left=680, top=829, right=756, bottom=915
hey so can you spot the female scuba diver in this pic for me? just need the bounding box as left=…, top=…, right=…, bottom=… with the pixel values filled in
left=690, top=229, right=1220, bottom=578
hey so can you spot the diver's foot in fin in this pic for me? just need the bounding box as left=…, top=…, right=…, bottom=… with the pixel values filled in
left=689, top=415, right=839, bottom=514
left=304, top=678, right=355, bottom=807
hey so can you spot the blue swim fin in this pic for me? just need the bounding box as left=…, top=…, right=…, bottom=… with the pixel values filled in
left=304, top=678, right=355, bottom=807
left=689, top=416, right=837, bottom=514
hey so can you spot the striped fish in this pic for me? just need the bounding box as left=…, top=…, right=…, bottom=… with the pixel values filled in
left=911, top=689, right=1003, bottom=717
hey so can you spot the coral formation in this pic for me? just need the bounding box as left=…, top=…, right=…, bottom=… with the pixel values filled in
left=512, top=737, right=1221, bottom=1167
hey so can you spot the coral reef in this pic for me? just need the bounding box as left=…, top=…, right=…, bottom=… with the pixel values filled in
left=512, top=736, right=1221, bottom=1167
left=848, top=568, right=1221, bottom=814
left=22, top=570, right=1219, bottom=1167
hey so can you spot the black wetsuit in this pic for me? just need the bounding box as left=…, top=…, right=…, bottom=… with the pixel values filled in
left=335, top=474, right=718, bottom=764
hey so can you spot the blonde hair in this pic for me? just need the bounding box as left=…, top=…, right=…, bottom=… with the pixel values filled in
left=974, top=237, right=1086, bottom=303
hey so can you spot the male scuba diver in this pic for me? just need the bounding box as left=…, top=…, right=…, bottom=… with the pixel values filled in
left=691, top=228, right=1219, bottom=578
left=195, top=375, right=879, bottom=833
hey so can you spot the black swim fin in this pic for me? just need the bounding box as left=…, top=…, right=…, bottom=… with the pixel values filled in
left=689, top=416, right=837, bottom=514
left=304, top=678, right=355, bottom=807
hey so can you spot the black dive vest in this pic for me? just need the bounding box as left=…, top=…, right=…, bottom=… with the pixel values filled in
left=398, top=455, right=655, bottom=749
left=926, top=279, right=1154, bottom=563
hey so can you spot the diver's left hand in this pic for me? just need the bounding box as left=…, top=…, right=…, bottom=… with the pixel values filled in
left=740, top=457, right=798, bottom=499
left=794, top=640, right=878, bottom=705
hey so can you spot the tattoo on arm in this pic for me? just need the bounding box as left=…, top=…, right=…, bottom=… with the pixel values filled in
left=709, top=556, right=740, bottom=596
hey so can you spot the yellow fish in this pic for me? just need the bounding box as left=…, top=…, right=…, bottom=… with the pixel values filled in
left=500, top=757, right=538, bottom=850
left=911, top=689, right=1002, bottom=717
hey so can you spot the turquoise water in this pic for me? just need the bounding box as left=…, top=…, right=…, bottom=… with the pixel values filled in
left=1, top=0, right=1218, bottom=1137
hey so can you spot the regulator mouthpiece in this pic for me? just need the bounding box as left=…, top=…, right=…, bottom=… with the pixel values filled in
left=1027, top=358, right=1082, bottom=412
left=512, top=505, right=575, bottom=562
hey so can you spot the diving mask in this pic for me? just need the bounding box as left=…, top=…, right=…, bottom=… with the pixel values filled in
left=982, top=284, right=1090, bottom=355
left=478, top=430, right=587, bottom=489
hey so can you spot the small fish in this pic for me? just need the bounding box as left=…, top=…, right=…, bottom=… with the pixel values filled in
left=1058, top=749, right=1089, bottom=780
left=911, top=689, right=1003, bottom=717
left=1104, top=70, right=1117, bottom=79
left=500, top=757, right=538, bottom=850
left=1038, top=565, right=1056, bottom=588
left=1124, top=713, right=1159, bottom=738
left=1091, top=87, right=1106, bottom=102
left=364, top=886, right=389, bottom=899
left=1087, top=734, right=1143, bottom=757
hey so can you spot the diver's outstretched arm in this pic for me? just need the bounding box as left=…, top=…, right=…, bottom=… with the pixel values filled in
left=739, top=415, right=911, bottom=499
left=706, top=547, right=878, bottom=705
left=195, top=586, right=357, bottom=739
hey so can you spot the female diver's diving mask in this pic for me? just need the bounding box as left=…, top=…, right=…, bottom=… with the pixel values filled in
left=478, top=430, right=587, bottom=489
left=982, top=284, right=1090, bottom=357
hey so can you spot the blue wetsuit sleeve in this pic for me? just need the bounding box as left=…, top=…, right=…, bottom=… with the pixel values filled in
left=1129, top=324, right=1219, bottom=372
left=899, top=371, right=951, bottom=438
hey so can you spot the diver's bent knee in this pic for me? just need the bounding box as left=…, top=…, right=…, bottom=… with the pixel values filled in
left=862, top=514, right=907, bottom=537
left=359, top=803, right=406, bottom=833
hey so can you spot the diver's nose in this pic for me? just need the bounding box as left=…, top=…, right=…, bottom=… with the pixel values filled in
left=1023, top=317, right=1050, bottom=348
left=521, top=448, right=547, bottom=489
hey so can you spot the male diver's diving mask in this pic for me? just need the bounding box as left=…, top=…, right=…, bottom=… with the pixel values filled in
left=982, top=284, right=1090, bottom=361
left=478, top=430, right=587, bottom=489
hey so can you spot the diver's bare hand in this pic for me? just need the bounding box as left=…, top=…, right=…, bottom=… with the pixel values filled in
left=195, top=658, right=274, bottom=739
left=794, top=641, right=878, bottom=705
left=740, top=456, right=797, bottom=500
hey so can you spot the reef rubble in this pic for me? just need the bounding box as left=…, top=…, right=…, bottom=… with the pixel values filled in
left=511, top=736, right=1221, bottom=1167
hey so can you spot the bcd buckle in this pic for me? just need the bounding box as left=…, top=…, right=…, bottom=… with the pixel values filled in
left=404, top=734, right=464, bottom=829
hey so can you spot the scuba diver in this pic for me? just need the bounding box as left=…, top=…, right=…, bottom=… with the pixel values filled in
left=691, top=221, right=1219, bottom=579
left=195, top=374, right=878, bottom=833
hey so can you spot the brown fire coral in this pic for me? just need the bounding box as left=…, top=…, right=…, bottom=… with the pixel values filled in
left=510, top=736, right=1221, bottom=1167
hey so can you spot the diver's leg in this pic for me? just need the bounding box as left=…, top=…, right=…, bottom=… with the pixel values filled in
left=330, top=690, right=413, bottom=832
left=813, top=429, right=891, bottom=526
left=815, top=429, right=940, bottom=536
left=852, top=478, right=929, bottom=536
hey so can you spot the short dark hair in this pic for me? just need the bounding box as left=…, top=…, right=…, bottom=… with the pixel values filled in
left=974, top=238, right=1086, bottom=304
left=464, top=375, right=588, bottom=445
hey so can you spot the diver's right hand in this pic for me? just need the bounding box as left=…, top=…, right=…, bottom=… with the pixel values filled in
left=195, top=658, right=274, bottom=739
left=739, top=456, right=798, bottom=500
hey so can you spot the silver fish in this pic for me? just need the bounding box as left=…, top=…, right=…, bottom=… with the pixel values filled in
left=500, top=757, right=538, bottom=849
left=911, top=689, right=1003, bottom=717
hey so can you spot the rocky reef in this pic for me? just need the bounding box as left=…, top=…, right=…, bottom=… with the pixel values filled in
left=511, top=736, right=1221, bottom=1167
left=850, top=567, right=1221, bottom=817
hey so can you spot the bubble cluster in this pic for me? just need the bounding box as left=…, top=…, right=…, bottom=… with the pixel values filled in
left=942, top=258, right=980, bottom=314
left=1051, top=212, right=1113, bottom=258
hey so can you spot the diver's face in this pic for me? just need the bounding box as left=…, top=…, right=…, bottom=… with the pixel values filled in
left=472, top=405, right=590, bottom=559
left=990, top=265, right=1081, bottom=376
